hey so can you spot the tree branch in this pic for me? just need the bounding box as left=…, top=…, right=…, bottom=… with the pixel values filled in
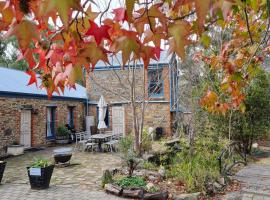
left=244, top=7, right=254, bottom=44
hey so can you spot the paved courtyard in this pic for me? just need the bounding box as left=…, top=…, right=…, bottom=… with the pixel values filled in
left=0, top=145, right=126, bottom=200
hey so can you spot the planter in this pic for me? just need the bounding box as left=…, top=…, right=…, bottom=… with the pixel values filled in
left=7, top=145, right=24, bottom=156
left=53, top=147, right=73, bottom=164
left=27, top=165, right=54, bottom=189
left=0, top=161, right=6, bottom=183
left=55, top=136, right=69, bottom=144
left=54, top=154, right=72, bottom=164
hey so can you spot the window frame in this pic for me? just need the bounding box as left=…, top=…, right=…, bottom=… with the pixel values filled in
left=148, top=68, right=164, bottom=98
left=67, top=106, right=75, bottom=128
left=46, top=106, right=56, bottom=140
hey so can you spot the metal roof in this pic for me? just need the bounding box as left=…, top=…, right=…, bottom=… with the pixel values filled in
left=94, top=51, right=172, bottom=70
left=0, top=67, right=87, bottom=100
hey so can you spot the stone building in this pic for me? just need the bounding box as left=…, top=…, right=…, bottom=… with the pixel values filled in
left=86, top=52, right=180, bottom=137
left=0, top=67, right=87, bottom=156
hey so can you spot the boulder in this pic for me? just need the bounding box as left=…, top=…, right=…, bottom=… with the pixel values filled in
left=104, top=184, right=123, bottom=196
left=122, top=189, right=144, bottom=199
left=173, top=192, right=200, bottom=200
left=144, top=191, right=169, bottom=200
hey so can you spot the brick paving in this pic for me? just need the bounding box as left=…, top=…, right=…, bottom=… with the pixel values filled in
left=0, top=145, right=126, bottom=200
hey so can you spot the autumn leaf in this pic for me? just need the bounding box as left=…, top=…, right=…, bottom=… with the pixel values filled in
left=5, top=20, right=38, bottom=52
left=69, top=65, right=83, bottom=85
left=113, top=8, right=128, bottom=22
left=110, top=36, right=140, bottom=66
left=85, top=5, right=100, bottom=21
left=78, top=43, right=109, bottom=70
left=168, top=21, right=191, bottom=59
left=2, top=6, right=14, bottom=24
left=26, top=71, right=37, bottom=86
left=17, top=49, right=36, bottom=69
left=143, top=27, right=166, bottom=47
left=126, top=0, right=136, bottom=21
left=39, top=0, right=81, bottom=27
left=195, top=0, right=211, bottom=30
left=85, top=20, right=111, bottom=44
left=140, top=46, right=162, bottom=68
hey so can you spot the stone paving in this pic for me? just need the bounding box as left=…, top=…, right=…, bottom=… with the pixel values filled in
left=0, top=145, right=127, bottom=200
left=225, top=156, right=270, bottom=200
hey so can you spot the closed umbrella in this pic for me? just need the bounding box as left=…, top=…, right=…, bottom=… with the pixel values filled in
left=97, top=95, right=107, bottom=130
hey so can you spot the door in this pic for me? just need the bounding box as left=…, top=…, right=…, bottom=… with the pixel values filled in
left=20, top=110, right=31, bottom=148
left=112, top=106, right=125, bottom=136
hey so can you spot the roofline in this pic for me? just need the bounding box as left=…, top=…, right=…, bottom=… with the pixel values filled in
left=93, top=63, right=169, bottom=71
left=0, top=91, right=87, bottom=102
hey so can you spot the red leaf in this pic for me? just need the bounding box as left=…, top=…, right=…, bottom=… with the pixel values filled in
left=26, top=71, right=37, bottom=86
left=85, top=20, right=111, bottom=44
left=113, top=8, right=128, bottom=22
left=152, top=46, right=162, bottom=60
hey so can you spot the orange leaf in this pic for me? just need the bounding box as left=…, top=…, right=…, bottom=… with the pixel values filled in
left=5, top=20, right=38, bottom=52
left=195, top=0, right=211, bottom=30
left=26, top=71, right=37, bottom=86
left=168, top=21, right=191, bottom=59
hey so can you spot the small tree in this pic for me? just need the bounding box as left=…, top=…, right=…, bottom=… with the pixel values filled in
left=230, top=69, right=270, bottom=154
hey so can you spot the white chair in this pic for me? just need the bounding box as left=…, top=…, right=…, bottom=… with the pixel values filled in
left=104, top=134, right=121, bottom=152
left=75, top=132, right=91, bottom=151
left=85, top=137, right=98, bottom=152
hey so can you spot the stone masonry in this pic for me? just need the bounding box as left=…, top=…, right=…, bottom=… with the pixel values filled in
left=0, top=97, right=85, bottom=155
left=86, top=66, right=173, bottom=136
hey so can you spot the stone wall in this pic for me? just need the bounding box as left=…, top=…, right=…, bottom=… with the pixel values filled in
left=86, top=66, right=173, bottom=136
left=0, top=97, right=85, bottom=155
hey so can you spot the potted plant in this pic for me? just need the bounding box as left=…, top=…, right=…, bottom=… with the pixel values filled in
left=0, top=160, right=6, bottom=184
left=27, top=158, right=54, bottom=189
left=55, top=125, right=70, bottom=144
left=7, top=141, right=24, bottom=156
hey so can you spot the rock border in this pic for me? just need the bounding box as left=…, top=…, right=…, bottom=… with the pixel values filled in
left=105, top=183, right=168, bottom=200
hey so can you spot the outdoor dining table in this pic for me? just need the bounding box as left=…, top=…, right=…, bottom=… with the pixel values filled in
left=90, top=133, right=115, bottom=152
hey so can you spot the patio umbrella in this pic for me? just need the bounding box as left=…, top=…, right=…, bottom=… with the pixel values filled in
left=97, top=95, right=107, bottom=130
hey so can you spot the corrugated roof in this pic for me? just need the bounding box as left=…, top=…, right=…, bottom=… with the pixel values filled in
left=0, top=67, right=87, bottom=99
left=94, top=50, right=172, bottom=69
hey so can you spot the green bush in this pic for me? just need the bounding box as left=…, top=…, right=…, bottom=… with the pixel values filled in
left=167, top=136, right=229, bottom=192
left=140, top=128, right=153, bottom=153
left=101, top=170, right=113, bottom=188
left=119, top=135, right=140, bottom=176
left=118, top=135, right=134, bottom=157
left=141, top=161, right=158, bottom=171
left=56, top=124, right=70, bottom=137
left=209, top=69, right=270, bottom=154
left=116, top=176, right=146, bottom=188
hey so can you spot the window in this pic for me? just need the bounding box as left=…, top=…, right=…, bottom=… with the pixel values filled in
left=96, top=107, right=109, bottom=127
left=46, top=107, right=56, bottom=139
left=148, top=68, right=164, bottom=97
left=67, top=106, right=75, bottom=128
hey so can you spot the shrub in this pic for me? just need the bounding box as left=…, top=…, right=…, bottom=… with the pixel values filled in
left=101, top=170, right=113, bottom=188
left=209, top=69, right=270, bottom=154
left=116, top=176, right=146, bottom=188
left=167, top=136, right=229, bottom=193
left=56, top=125, right=70, bottom=137
left=140, top=127, right=153, bottom=153
left=119, top=135, right=140, bottom=177
left=141, top=161, right=158, bottom=171
left=118, top=135, right=134, bottom=157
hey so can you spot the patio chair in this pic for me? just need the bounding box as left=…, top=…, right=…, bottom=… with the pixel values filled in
left=75, top=132, right=91, bottom=151
left=85, top=138, right=98, bottom=152
left=104, top=134, right=121, bottom=152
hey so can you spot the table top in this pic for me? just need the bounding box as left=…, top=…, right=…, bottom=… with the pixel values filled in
left=90, top=133, right=115, bottom=139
